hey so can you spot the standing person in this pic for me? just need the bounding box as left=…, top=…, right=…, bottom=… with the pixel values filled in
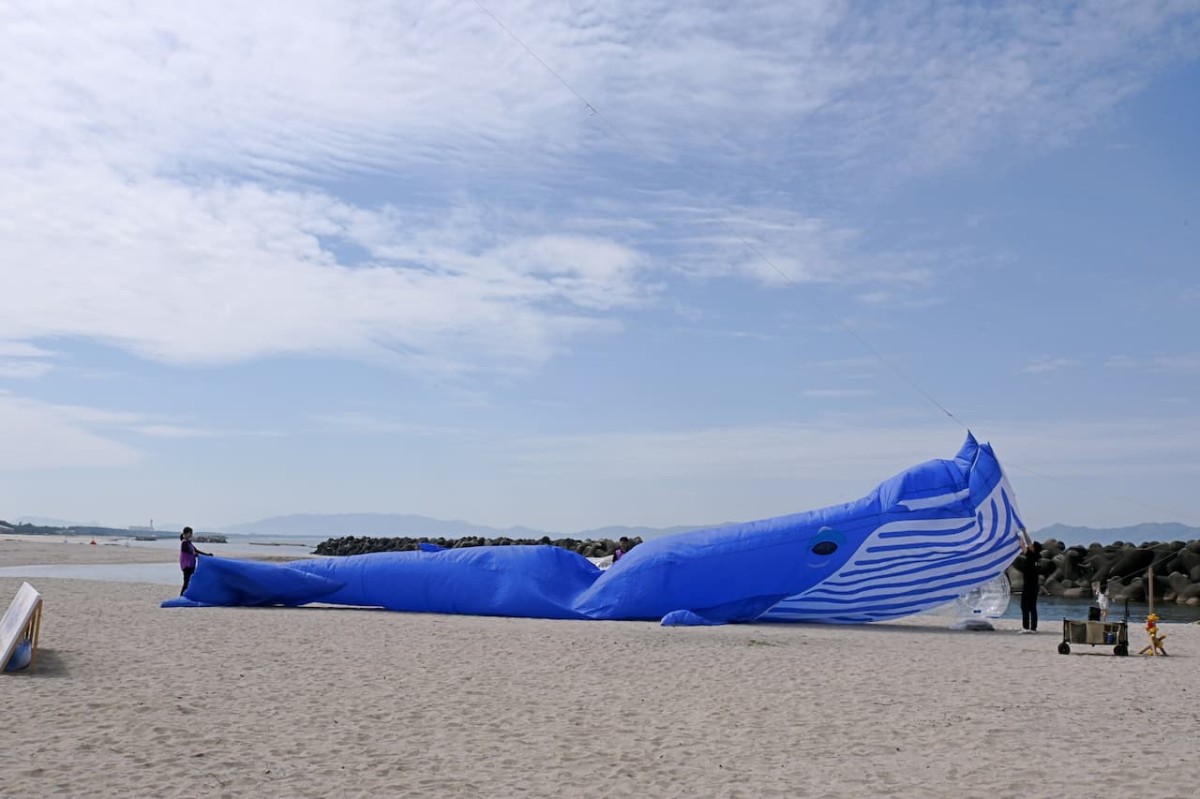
left=1095, top=579, right=1110, bottom=622
left=1018, top=536, right=1043, bottom=633
left=179, top=526, right=212, bottom=596
left=613, top=536, right=631, bottom=562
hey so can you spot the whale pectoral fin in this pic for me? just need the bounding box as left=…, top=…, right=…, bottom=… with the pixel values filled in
left=661, top=609, right=724, bottom=626
left=661, top=594, right=791, bottom=627
left=160, top=596, right=212, bottom=608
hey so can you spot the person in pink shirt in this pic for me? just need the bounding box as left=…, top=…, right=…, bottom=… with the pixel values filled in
left=179, top=527, right=212, bottom=595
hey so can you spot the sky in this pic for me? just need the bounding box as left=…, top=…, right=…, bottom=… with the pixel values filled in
left=1, top=1, right=1198, bottom=534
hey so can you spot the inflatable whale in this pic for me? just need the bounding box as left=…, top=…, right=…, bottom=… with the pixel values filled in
left=163, top=433, right=1024, bottom=625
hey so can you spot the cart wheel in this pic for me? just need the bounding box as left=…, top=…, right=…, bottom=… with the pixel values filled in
left=1058, top=642, right=1070, bottom=655
left=1114, top=644, right=1128, bottom=657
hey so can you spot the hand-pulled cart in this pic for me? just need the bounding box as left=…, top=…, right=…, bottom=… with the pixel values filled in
left=1058, top=619, right=1129, bottom=656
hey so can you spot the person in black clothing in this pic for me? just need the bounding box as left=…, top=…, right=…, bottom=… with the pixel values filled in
left=1018, top=537, right=1043, bottom=633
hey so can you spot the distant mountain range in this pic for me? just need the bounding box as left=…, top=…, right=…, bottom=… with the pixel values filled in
left=220, top=513, right=1200, bottom=546
left=8, top=512, right=1200, bottom=546
left=1030, top=522, right=1200, bottom=548
left=218, top=512, right=704, bottom=541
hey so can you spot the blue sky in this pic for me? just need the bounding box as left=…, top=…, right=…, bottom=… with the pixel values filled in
left=1, top=1, right=1197, bottom=533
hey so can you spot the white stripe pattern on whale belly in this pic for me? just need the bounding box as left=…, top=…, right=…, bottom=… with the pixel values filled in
left=758, top=477, right=1023, bottom=624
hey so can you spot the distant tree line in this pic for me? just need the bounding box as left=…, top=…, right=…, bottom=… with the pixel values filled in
left=0, top=521, right=134, bottom=537
left=0, top=520, right=223, bottom=541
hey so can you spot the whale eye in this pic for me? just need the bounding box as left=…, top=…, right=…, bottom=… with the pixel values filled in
left=807, top=527, right=843, bottom=561
left=811, top=540, right=838, bottom=556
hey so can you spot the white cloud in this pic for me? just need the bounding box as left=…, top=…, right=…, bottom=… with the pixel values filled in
left=503, top=422, right=942, bottom=480
left=985, top=417, right=1200, bottom=478
left=804, top=388, right=875, bottom=398
left=0, top=361, right=53, bottom=379
left=823, top=2, right=1200, bottom=174
left=310, top=412, right=463, bottom=436
left=0, top=392, right=142, bottom=470
left=1143, top=355, right=1200, bottom=375
left=6, top=384, right=1200, bottom=527
left=0, top=166, right=648, bottom=371
left=808, top=356, right=880, bottom=371
left=1, top=0, right=1196, bottom=378
left=1105, top=353, right=1200, bottom=374
left=0, top=0, right=582, bottom=176
left=4, top=2, right=1193, bottom=178
left=0, top=341, right=58, bottom=378
left=397, top=413, right=1200, bottom=526
left=132, top=425, right=216, bottom=439
left=0, top=390, right=287, bottom=469
left=1022, top=356, right=1079, bottom=374
left=0, top=342, right=56, bottom=358
left=509, top=415, right=1200, bottom=527
left=625, top=200, right=939, bottom=299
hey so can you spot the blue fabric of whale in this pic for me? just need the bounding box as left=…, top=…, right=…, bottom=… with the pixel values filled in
left=162, top=433, right=1024, bottom=625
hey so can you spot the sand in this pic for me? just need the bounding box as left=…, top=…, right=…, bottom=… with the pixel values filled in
left=1, top=537, right=1197, bottom=799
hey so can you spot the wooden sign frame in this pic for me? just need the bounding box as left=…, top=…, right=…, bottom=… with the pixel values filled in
left=1, top=582, right=43, bottom=674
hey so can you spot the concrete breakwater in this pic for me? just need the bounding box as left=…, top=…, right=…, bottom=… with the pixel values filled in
left=313, top=535, right=642, bottom=560
left=1009, top=539, right=1200, bottom=605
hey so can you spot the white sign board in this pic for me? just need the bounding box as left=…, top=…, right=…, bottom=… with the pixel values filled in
left=1, top=582, right=41, bottom=670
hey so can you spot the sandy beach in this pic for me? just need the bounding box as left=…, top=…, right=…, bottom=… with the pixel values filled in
left=2, top=537, right=1196, bottom=798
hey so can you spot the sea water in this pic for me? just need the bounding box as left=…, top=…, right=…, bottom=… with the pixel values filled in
left=1005, top=595, right=1200, bottom=625
left=0, top=562, right=182, bottom=585
left=0, top=534, right=324, bottom=586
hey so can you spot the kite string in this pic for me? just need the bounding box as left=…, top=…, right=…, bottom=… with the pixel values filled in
left=470, top=1, right=599, bottom=118
left=469, top=0, right=967, bottom=431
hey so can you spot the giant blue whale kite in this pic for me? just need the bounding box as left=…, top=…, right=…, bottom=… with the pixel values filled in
left=163, top=433, right=1024, bottom=625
